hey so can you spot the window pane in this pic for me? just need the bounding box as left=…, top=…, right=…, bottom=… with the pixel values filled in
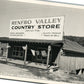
left=16, top=52, right=18, bottom=55
left=13, top=52, right=16, bottom=55
left=20, top=52, right=23, bottom=56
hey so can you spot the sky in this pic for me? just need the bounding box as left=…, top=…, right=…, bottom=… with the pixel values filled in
left=0, top=0, right=84, bottom=37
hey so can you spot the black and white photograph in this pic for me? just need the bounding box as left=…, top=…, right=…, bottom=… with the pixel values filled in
left=0, top=0, right=84, bottom=84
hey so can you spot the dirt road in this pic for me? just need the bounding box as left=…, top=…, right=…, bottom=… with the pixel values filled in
left=0, top=61, right=84, bottom=84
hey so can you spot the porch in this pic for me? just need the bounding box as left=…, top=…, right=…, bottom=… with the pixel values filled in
left=0, top=37, right=63, bottom=69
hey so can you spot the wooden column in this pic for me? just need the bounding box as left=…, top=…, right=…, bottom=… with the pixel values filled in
left=58, top=49, right=63, bottom=67
left=6, top=43, right=10, bottom=63
left=46, top=45, right=51, bottom=69
left=23, top=44, right=27, bottom=65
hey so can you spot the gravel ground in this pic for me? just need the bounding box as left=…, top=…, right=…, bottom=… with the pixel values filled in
left=0, top=61, right=84, bottom=84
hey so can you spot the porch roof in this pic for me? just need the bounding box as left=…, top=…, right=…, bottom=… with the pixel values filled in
left=0, top=37, right=63, bottom=45
left=0, top=37, right=84, bottom=53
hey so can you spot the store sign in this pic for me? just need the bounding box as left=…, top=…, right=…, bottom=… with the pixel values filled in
left=9, top=16, right=64, bottom=40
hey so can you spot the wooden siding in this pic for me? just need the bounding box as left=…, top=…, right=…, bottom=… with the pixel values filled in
left=59, top=51, right=84, bottom=72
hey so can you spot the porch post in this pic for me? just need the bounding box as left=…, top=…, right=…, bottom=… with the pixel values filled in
left=24, top=44, right=27, bottom=65
left=46, top=45, right=51, bottom=69
left=6, top=43, right=10, bottom=63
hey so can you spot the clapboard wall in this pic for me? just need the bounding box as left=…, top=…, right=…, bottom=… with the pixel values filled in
left=59, top=50, right=84, bottom=72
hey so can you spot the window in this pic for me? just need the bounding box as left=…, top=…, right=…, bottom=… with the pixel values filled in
left=35, top=50, right=47, bottom=60
left=12, top=46, right=24, bottom=57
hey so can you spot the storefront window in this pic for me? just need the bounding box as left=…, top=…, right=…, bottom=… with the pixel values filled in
left=35, top=50, right=47, bottom=60
left=12, top=46, right=24, bottom=57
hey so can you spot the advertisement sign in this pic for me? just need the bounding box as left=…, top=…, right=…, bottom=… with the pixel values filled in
left=9, top=16, right=64, bottom=40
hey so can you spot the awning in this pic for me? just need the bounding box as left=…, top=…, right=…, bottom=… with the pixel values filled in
left=0, top=37, right=63, bottom=46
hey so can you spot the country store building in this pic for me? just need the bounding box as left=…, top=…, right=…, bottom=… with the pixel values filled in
left=0, top=37, right=63, bottom=69
left=0, top=37, right=84, bottom=74
left=0, top=16, right=84, bottom=73
left=1, top=0, right=84, bottom=74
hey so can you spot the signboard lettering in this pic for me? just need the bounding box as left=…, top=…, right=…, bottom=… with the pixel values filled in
left=9, top=16, right=64, bottom=40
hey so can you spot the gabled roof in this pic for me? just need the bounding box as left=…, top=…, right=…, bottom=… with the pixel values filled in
left=63, top=39, right=84, bottom=53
